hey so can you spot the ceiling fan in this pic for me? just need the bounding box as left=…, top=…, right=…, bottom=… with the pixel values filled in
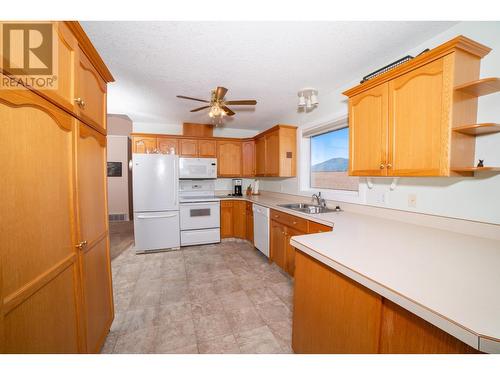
left=176, top=86, right=257, bottom=119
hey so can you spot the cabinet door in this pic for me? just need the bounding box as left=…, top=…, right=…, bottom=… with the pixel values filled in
left=76, top=123, right=113, bottom=353
left=41, top=22, right=78, bottom=113
left=76, top=48, right=107, bottom=131
left=158, top=138, right=178, bottom=154
left=388, top=58, right=451, bottom=176
left=245, top=205, right=254, bottom=244
left=308, top=221, right=332, bottom=234
left=217, top=141, right=242, bottom=177
left=179, top=139, right=198, bottom=157
left=242, top=140, right=256, bottom=177
left=349, top=83, right=389, bottom=176
left=220, top=201, right=234, bottom=238
left=255, top=136, right=266, bottom=176
left=284, top=227, right=304, bottom=277
left=265, top=131, right=280, bottom=176
left=270, top=220, right=286, bottom=270
left=198, top=139, right=217, bottom=157
left=293, top=251, right=382, bottom=353
left=132, top=136, right=157, bottom=154
left=232, top=201, right=247, bottom=239
left=0, top=88, right=82, bottom=353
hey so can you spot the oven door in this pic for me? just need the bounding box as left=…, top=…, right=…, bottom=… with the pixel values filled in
left=180, top=202, right=220, bottom=230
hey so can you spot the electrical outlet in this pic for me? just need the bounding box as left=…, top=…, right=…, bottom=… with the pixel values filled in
left=408, top=193, right=417, bottom=208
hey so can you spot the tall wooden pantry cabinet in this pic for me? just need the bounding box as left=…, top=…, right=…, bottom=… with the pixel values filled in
left=0, top=21, right=115, bottom=353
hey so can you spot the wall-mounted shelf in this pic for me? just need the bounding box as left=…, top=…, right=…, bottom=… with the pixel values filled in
left=454, top=77, right=500, bottom=97
left=452, top=166, right=500, bottom=176
left=453, top=123, right=500, bottom=135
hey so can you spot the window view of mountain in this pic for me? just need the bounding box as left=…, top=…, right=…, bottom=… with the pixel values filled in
left=311, top=157, right=348, bottom=172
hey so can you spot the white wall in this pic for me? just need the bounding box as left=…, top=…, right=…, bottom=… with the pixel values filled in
left=107, top=135, right=130, bottom=220
left=261, top=21, right=500, bottom=224
left=133, top=122, right=259, bottom=138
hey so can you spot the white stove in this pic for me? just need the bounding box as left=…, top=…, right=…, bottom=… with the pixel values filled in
left=179, top=180, right=220, bottom=246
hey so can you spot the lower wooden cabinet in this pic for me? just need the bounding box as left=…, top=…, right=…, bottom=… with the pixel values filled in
left=292, top=250, right=480, bottom=354
left=245, top=202, right=254, bottom=244
left=220, top=201, right=234, bottom=238
left=220, top=200, right=246, bottom=239
left=233, top=201, right=246, bottom=239
left=270, top=220, right=287, bottom=270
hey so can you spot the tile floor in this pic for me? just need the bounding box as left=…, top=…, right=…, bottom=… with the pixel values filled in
left=102, top=240, right=294, bottom=354
left=109, top=221, right=134, bottom=260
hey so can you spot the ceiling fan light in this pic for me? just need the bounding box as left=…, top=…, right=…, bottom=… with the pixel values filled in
left=298, top=95, right=306, bottom=107
left=305, top=97, right=312, bottom=109
left=310, top=93, right=319, bottom=105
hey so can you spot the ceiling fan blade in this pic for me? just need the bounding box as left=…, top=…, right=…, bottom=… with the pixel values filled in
left=215, top=87, right=228, bottom=101
left=190, top=106, right=211, bottom=112
left=221, top=105, right=235, bottom=116
left=224, top=100, right=257, bottom=105
left=176, top=95, right=209, bottom=103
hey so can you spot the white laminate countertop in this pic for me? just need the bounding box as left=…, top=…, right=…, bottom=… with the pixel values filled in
left=289, top=210, right=500, bottom=353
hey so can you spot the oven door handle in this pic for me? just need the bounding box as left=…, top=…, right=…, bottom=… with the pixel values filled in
left=181, top=202, right=219, bottom=206
left=137, top=214, right=178, bottom=219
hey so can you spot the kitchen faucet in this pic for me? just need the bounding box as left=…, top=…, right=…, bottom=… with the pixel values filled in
left=312, top=192, right=326, bottom=207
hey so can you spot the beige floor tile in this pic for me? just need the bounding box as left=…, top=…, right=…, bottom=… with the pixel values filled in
left=191, top=297, right=225, bottom=318
left=267, top=319, right=293, bottom=352
left=187, top=282, right=218, bottom=301
left=225, top=306, right=265, bottom=334
left=198, top=334, right=240, bottom=354
left=193, top=312, right=232, bottom=341
left=255, top=300, right=292, bottom=324
left=235, top=326, right=283, bottom=354
left=155, top=301, right=193, bottom=325
left=121, top=307, right=158, bottom=333
left=220, top=290, right=253, bottom=311
left=159, top=284, right=190, bottom=305
left=151, top=319, right=197, bottom=353
left=213, top=277, right=243, bottom=296
left=113, top=326, right=156, bottom=353
left=246, top=287, right=280, bottom=305
left=100, top=331, right=119, bottom=354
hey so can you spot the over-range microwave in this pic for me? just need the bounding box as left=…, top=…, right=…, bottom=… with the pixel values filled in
left=179, top=157, right=217, bottom=179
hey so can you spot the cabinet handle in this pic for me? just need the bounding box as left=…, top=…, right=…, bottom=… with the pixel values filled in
left=379, top=164, right=385, bottom=169
left=386, top=163, right=392, bottom=169
left=75, top=240, right=87, bottom=250
left=293, top=221, right=297, bottom=225
left=74, top=97, right=86, bottom=109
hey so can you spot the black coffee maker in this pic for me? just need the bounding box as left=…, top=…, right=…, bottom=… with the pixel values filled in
left=232, top=179, right=242, bottom=196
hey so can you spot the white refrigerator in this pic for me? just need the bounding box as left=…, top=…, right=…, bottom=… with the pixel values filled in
left=132, top=154, right=180, bottom=252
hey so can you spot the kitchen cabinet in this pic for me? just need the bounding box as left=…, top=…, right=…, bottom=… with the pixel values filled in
left=158, top=138, right=178, bottom=154
left=233, top=201, right=246, bottom=239
left=245, top=201, right=254, bottom=244
left=0, top=22, right=114, bottom=353
left=217, top=140, right=242, bottom=177
left=179, top=138, right=198, bottom=157
left=308, top=221, right=333, bottom=234
left=198, top=139, right=217, bottom=157
left=255, top=136, right=266, bottom=175
left=76, top=123, right=113, bottom=354
left=76, top=47, right=107, bottom=131
left=292, top=250, right=480, bottom=354
left=220, top=201, right=234, bottom=238
left=284, top=227, right=302, bottom=276
left=255, top=125, right=297, bottom=177
left=242, top=140, right=256, bottom=177
left=132, top=136, right=157, bottom=154
left=344, top=36, right=493, bottom=177
left=270, top=220, right=287, bottom=270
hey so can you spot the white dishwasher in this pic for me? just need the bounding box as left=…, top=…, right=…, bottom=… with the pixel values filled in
left=253, top=204, right=270, bottom=257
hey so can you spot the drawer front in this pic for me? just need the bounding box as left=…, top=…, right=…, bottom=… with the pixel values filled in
left=181, top=228, right=220, bottom=246
left=308, top=221, right=333, bottom=234
left=270, top=209, right=308, bottom=232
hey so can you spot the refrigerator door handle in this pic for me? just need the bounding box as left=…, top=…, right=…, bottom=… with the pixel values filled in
left=137, top=213, right=178, bottom=219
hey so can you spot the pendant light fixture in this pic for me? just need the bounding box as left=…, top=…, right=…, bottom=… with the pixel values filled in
left=297, top=88, right=318, bottom=111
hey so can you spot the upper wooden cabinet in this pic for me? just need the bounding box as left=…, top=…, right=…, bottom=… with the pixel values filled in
left=344, top=36, right=492, bottom=177
left=242, top=140, right=256, bottom=177
left=132, top=136, right=157, bottom=154
left=179, top=138, right=198, bottom=157
left=198, top=139, right=217, bottom=157
left=217, top=140, right=242, bottom=177
left=255, top=125, right=297, bottom=177
left=158, top=137, right=178, bottom=154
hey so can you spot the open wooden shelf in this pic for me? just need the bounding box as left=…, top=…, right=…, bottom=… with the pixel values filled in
left=452, top=166, right=500, bottom=176
left=454, top=77, right=500, bottom=97
left=453, top=123, right=500, bottom=135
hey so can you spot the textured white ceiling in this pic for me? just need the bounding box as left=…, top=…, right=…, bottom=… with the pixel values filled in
left=81, top=21, right=456, bottom=130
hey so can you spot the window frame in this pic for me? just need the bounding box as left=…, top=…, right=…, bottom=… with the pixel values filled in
left=299, top=115, right=366, bottom=204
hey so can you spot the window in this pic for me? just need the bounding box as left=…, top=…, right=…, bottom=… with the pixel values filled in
left=310, top=127, right=359, bottom=191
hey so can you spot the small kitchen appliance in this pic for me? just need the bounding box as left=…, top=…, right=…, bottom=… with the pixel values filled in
left=232, top=179, right=242, bottom=196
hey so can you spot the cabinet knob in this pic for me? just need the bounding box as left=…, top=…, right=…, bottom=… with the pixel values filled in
left=74, top=97, right=86, bottom=109
left=380, top=164, right=385, bottom=169
left=293, top=221, right=297, bottom=225
left=386, top=163, right=392, bottom=169
left=75, top=240, right=88, bottom=250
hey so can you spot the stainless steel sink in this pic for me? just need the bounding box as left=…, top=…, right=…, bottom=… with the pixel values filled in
left=278, top=203, right=336, bottom=214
